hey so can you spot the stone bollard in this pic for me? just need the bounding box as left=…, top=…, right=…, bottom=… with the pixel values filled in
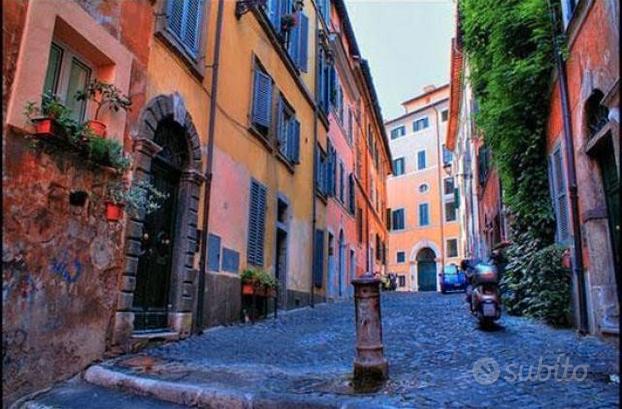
left=352, top=272, right=388, bottom=386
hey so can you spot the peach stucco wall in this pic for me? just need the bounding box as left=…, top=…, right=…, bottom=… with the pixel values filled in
left=6, top=0, right=133, bottom=141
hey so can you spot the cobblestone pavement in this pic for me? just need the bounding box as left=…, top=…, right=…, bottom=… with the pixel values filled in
left=26, top=292, right=620, bottom=408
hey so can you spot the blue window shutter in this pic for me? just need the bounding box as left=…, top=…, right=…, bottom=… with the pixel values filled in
left=167, top=0, right=184, bottom=39
left=252, top=69, right=273, bottom=128
left=247, top=180, right=267, bottom=265
left=314, top=229, right=324, bottom=287
left=247, top=181, right=259, bottom=265
left=288, top=18, right=300, bottom=63
left=256, top=183, right=267, bottom=265
left=298, top=13, right=309, bottom=72
left=268, top=0, right=280, bottom=28
left=183, top=0, right=202, bottom=53
left=288, top=118, right=300, bottom=163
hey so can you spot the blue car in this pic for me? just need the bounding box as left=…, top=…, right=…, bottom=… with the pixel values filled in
left=440, top=264, right=467, bottom=293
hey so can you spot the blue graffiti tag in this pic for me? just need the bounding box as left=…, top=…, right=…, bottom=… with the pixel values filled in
left=50, top=252, right=82, bottom=283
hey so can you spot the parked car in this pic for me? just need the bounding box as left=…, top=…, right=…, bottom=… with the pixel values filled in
left=439, top=264, right=467, bottom=293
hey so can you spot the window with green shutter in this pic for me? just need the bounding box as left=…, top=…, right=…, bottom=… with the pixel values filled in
left=313, top=229, right=325, bottom=287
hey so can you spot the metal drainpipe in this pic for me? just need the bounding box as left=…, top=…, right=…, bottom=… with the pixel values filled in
left=433, top=105, right=446, bottom=279
left=548, top=0, right=588, bottom=334
left=196, top=0, right=225, bottom=331
left=310, top=11, right=321, bottom=308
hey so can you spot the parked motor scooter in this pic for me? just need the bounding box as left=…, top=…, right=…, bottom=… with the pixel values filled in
left=461, top=258, right=501, bottom=328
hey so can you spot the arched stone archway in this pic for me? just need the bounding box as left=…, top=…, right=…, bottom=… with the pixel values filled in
left=409, top=240, right=442, bottom=292
left=113, top=93, right=205, bottom=347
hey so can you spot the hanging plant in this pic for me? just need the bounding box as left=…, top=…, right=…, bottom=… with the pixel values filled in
left=280, top=13, right=298, bottom=32
left=105, top=179, right=169, bottom=221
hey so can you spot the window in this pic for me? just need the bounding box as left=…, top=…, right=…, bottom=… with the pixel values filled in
left=398, top=275, right=406, bottom=287
left=445, top=201, right=457, bottom=222
left=317, top=47, right=334, bottom=114
left=43, top=42, right=92, bottom=122
left=446, top=239, right=458, bottom=258
left=548, top=145, right=570, bottom=243
left=418, top=203, right=430, bottom=226
left=396, top=251, right=405, bottom=263
left=316, top=146, right=329, bottom=195
left=392, top=209, right=405, bottom=230
left=247, top=179, right=267, bottom=266
left=276, top=96, right=301, bottom=164
left=441, top=110, right=448, bottom=122
left=348, top=173, right=355, bottom=214
left=478, top=146, right=491, bottom=185
left=419, top=183, right=429, bottom=193
left=347, top=108, right=353, bottom=144
left=442, top=145, right=453, bottom=165
left=357, top=207, right=363, bottom=243
left=561, top=0, right=578, bottom=28
left=166, top=0, right=204, bottom=56
left=413, top=117, right=429, bottom=132
left=339, top=160, right=345, bottom=203
left=393, top=157, right=405, bottom=176
left=443, top=177, right=455, bottom=196
left=313, top=229, right=325, bottom=287
left=390, top=126, right=406, bottom=139
left=417, top=150, right=427, bottom=170
left=285, top=10, right=310, bottom=71
left=251, top=66, right=273, bottom=135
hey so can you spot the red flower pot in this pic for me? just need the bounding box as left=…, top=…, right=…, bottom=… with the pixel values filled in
left=88, top=120, right=107, bottom=137
left=32, top=118, right=55, bottom=136
left=242, top=283, right=255, bottom=295
left=105, top=202, right=124, bottom=221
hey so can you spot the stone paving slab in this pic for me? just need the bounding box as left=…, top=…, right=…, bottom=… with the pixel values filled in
left=22, top=293, right=621, bottom=408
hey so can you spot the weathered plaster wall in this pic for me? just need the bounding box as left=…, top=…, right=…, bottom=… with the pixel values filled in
left=2, top=135, right=125, bottom=405
left=546, top=0, right=619, bottom=335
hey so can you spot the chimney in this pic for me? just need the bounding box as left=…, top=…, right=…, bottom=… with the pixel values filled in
left=423, top=84, right=436, bottom=93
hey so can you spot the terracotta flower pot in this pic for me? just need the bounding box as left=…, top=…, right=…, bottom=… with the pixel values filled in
left=105, top=202, right=124, bottom=221
left=32, top=117, right=56, bottom=136
left=88, top=120, right=107, bottom=137
left=242, top=283, right=255, bottom=295
left=561, top=250, right=572, bottom=270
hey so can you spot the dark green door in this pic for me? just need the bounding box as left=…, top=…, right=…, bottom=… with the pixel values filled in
left=133, top=159, right=180, bottom=331
left=418, top=261, right=437, bottom=291
left=597, top=140, right=620, bottom=286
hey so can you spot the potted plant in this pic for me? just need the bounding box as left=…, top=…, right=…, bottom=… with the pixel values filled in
left=24, top=92, right=72, bottom=137
left=105, top=179, right=168, bottom=222
left=256, top=270, right=278, bottom=298
left=75, top=79, right=132, bottom=137
left=281, top=13, right=298, bottom=32
left=86, top=132, right=131, bottom=171
left=241, top=269, right=258, bottom=295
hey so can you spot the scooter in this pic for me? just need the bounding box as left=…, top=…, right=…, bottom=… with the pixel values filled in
left=462, top=259, right=501, bottom=328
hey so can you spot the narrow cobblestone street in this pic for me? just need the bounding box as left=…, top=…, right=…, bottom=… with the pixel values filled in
left=24, top=292, right=619, bottom=408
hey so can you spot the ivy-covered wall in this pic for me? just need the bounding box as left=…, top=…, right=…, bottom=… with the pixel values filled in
left=460, top=0, right=572, bottom=325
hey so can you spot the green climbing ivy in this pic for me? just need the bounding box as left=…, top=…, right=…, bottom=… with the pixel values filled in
left=460, top=0, right=570, bottom=325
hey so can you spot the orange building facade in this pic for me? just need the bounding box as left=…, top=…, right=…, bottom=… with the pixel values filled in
left=385, top=85, right=461, bottom=291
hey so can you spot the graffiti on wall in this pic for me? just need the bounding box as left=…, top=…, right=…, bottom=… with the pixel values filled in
left=50, top=251, right=82, bottom=283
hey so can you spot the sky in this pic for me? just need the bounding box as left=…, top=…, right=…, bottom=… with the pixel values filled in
left=344, top=0, right=455, bottom=120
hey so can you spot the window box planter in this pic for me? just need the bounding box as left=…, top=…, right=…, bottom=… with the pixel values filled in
left=87, top=120, right=107, bottom=138
left=31, top=117, right=59, bottom=136
left=105, top=202, right=124, bottom=221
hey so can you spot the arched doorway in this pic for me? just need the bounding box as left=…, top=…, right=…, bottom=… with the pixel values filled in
left=133, top=118, right=188, bottom=330
left=114, top=93, right=204, bottom=343
left=417, top=248, right=437, bottom=291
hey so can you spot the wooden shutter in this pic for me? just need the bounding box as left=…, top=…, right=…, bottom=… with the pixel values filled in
left=288, top=118, right=300, bottom=163
left=298, top=13, right=309, bottom=72
left=386, top=208, right=392, bottom=230
left=288, top=14, right=300, bottom=62
left=313, top=229, right=324, bottom=287
left=247, top=180, right=267, bottom=265
left=167, top=0, right=202, bottom=54
left=551, top=147, right=570, bottom=242
left=167, top=0, right=184, bottom=40
left=349, top=173, right=355, bottom=213
left=252, top=69, right=273, bottom=128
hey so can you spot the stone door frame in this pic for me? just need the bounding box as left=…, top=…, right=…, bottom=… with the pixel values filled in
left=113, top=93, right=204, bottom=347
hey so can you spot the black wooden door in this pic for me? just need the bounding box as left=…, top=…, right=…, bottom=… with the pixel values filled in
left=133, top=159, right=180, bottom=331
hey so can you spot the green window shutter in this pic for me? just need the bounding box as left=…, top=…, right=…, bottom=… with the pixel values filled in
left=454, top=187, right=460, bottom=207
left=313, top=229, right=325, bottom=287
